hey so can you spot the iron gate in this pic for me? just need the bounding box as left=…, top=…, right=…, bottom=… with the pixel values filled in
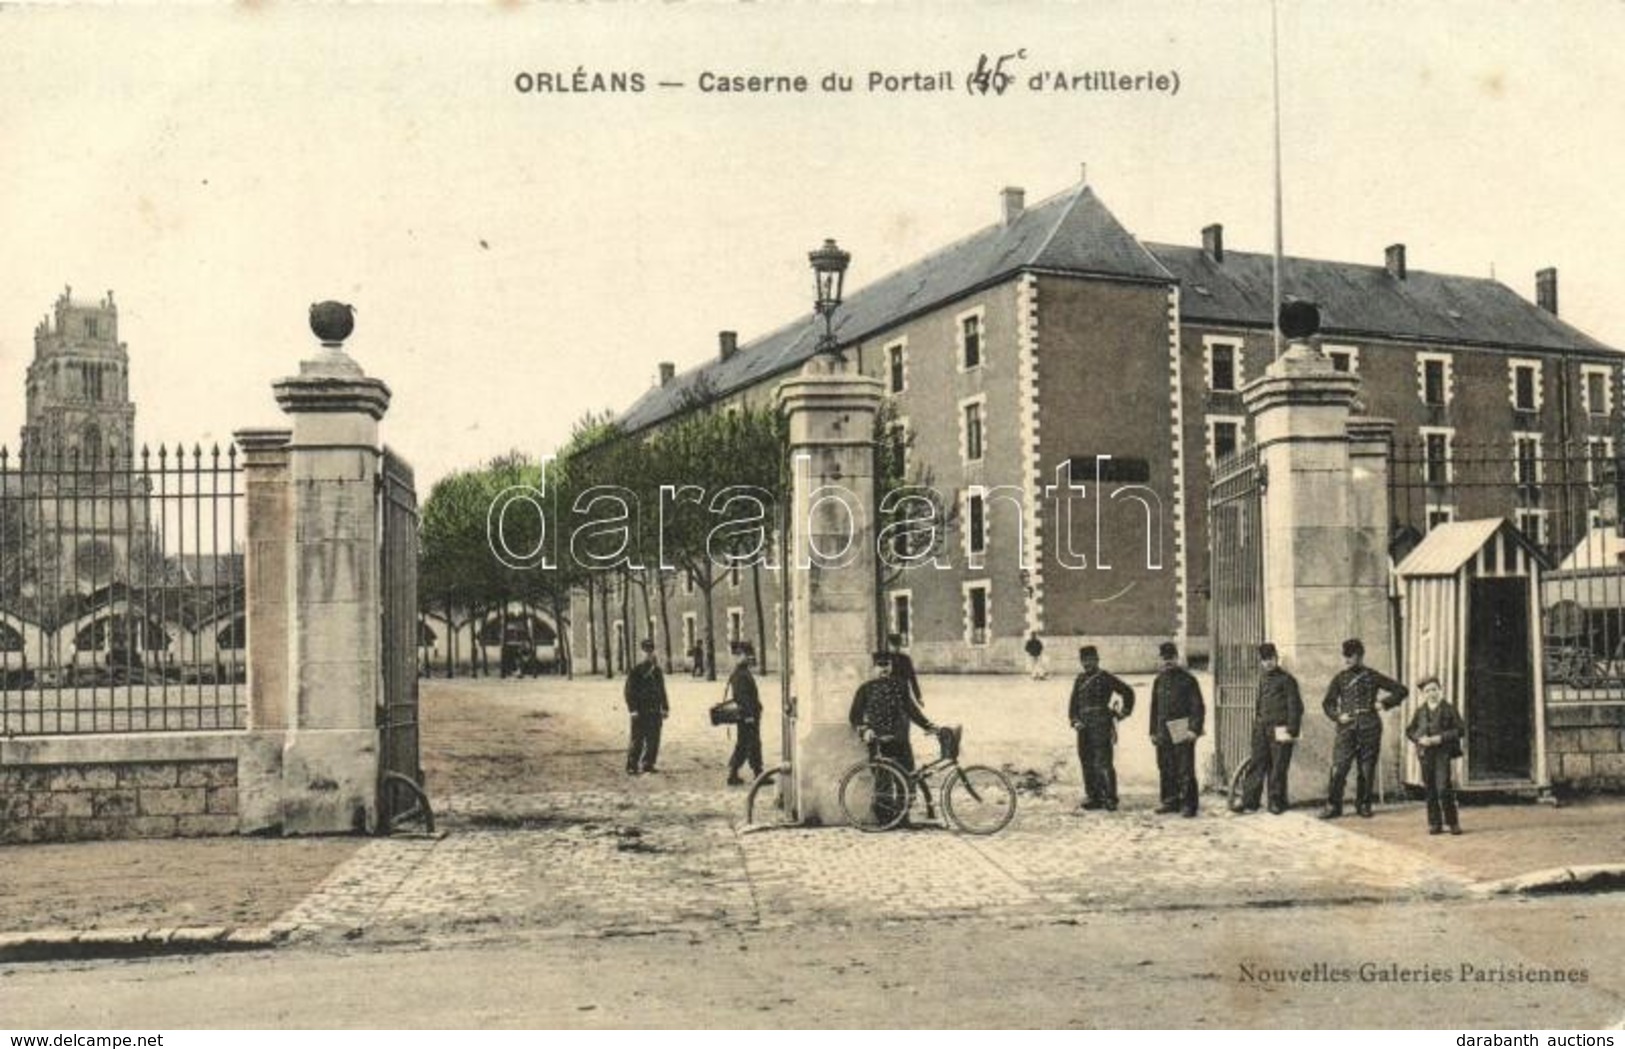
left=378, top=446, right=430, bottom=832
left=1208, top=447, right=1265, bottom=784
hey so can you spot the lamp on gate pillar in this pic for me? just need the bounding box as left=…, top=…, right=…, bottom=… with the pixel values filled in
left=809, top=238, right=851, bottom=362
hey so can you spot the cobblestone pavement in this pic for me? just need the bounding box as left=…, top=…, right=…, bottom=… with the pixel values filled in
left=276, top=785, right=1475, bottom=943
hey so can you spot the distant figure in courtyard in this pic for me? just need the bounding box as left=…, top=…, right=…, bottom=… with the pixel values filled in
left=1149, top=641, right=1204, bottom=817
left=1320, top=638, right=1408, bottom=819
left=724, top=642, right=763, bottom=786
left=1025, top=633, right=1048, bottom=680
left=1405, top=676, right=1463, bottom=836
left=624, top=638, right=669, bottom=775
left=1067, top=644, right=1134, bottom=811
left=887, top=632, right=923, bottom=707
left=1236, top=642, right=1303, bottom=815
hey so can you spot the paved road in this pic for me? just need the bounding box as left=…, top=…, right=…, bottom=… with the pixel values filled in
left=7, top=896, right=1623, bottom=1028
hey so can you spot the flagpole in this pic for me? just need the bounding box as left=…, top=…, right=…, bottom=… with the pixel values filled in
left=1271, top=0, right=1284, bottom=361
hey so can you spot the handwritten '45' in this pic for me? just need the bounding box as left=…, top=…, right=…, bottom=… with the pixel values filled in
left=968, top=49, right=1027, bottom=95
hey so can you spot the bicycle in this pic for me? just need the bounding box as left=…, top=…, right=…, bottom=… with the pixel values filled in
left=837, top=724, right=1016, bottom=835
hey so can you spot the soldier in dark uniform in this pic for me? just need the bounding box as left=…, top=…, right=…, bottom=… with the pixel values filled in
left=1068, top=644, right=1135, bottom=810
left=849, top=650, right=937, bottom=775
left=724, top=642, right=763, bottom=786
left=1320, top=638, right=1408, bottom=819
left=1237, top=642, right=1303, bottom=814
left=624, top=638, right=669, bottom=775
left=1149, top=641, right=1205, bottom=817
left=887, top=632, right=923, bottom=707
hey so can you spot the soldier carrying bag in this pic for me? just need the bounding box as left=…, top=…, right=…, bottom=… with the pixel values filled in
left=709, top=680, right=742, bottom=726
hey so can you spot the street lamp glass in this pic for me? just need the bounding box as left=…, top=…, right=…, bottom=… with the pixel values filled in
left=809, top=238, right=850, bottom=315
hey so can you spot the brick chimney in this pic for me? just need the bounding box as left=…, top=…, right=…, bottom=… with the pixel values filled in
left=1385, top=244, right=1407, bottom=280
left=719, top=330, right=738, bottom=362
left=1202, top=224, right=1224, bottom=263
left=1536, top=268, right=1558, bottom=315
left=658, top=362, right=675, bottom=386
left=1002, top=186, right=1025, bottom=226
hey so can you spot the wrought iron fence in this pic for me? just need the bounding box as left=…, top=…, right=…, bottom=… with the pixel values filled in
left=1389, top=437, right=1625, bottom=700
left=0, top=443, right=245, bottom=734
left=1208, top=445, right=1265, bottom=783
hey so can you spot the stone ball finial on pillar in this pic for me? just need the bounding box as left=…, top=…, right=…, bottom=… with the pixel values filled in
left=309, top=301, right=357, bottom=347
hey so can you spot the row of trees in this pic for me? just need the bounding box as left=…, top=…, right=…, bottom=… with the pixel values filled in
left=417, top=392, right=936, bottom=681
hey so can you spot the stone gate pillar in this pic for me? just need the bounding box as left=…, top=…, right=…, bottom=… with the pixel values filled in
left=777, top=356, right=884, bottom=825
left=270, top=328, right=391, bottom=834
left=1243, top=342, right=1395, bottom=799
left=234, top=426, right=293, bottom=833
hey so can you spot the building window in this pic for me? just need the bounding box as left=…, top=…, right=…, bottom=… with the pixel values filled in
left=1583, top=365, right=1615, bottom=417
left=889, top=418, right=909, bottom=476
left=1204, top=337, right=1242, bottom=392
left=960, top=397, right=986, bottom=463
left=683, top=571, right=695, bottom=595
left=964, top=582, right=990, bottom=646
left=1421, top=427, right=1454, bottom=485
left=85, top=317, right=98, bottom=338
left=1509, top=359, right=1543, bottom=413
left=1587, top=436, right=1614, bottom=485
left=958, top=307, right=985, bottom=371
left=727, top=607, right=744, bottom=645
left=1514, top=432, right=1542, bottom=487
left=1516, top=510, right=1547, bottom=549
left=1207, top=415, right=1245, bottom=466
left=887, top=341, right=907, bottom=394
left=890, top=592, right=912, bottom=648
left=1418, top=353, right=1453, bottom=407
left=1324, top=344, right=1360, bottom=374
left=728, top=563, right=741, bottom=589
left=967, top=491, right=987, bottom=556
left=1426, top=504, right=1454, bottom=531
left=682, top=613, right=696, bottom=657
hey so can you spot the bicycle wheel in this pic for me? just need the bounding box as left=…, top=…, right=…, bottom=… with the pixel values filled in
left=1226, top=756, right=1257, bottom=813
left=838, top=759, right=912, bottom=832
left=942, top=764, right=1016, bottom=835
left=743, top=764, right=796, bottom=829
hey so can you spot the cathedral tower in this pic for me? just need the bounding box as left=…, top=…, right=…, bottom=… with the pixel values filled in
left=21, top=286, right=136, bottom=466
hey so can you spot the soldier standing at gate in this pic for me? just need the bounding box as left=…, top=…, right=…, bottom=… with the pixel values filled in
left=1320, top=638, right=1408, bottom=819
left=624, top=638, right=669, bottom=775
left=1068, top=645, right=1134, bottom=811
left=1149, top=641, right=1205, bottom=817
left=1237, top=642, right=1303, bottom=814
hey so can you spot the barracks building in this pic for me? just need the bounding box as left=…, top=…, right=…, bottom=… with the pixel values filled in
left=588, top=176, right=1620, bottom=674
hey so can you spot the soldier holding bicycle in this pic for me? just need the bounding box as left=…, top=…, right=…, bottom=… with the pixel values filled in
left=849, top=650, right=938, bottom=774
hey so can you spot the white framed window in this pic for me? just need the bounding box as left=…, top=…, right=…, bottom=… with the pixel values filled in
left=1418, top=353, right=1454, bottom=407
left=1587, top=436, right=1615, bottom=485
left=728, top=563, right=741, bottom=589
left=1323, top=344, right=1361, bottom=374
left=889, top=417, right=910, bottom=476
left=1515, top=509, right=1548, bottom=549
left=1207, top=414, right=1246, bottom=467
left=1509, top=358, right=1544, bottom=413
left=962, top=580, right=991, bottom=647
left=959, top=394, right=988, bottom=463
left=957, top=306, right=986, bottom=371
left=1513, top=431, right=1543, bottom=486
left=1582, top=364, right=1615, bottom=417
left=1420, top=426, right=1455, bottom=485
left=886, top=339, right=908, bottom=394
left=681, top=613, right=696, bottom=657
left=1203, top=336, right=1243, bottom=392
left=1425, top=503, right=1454, bottom=531
left=964, top=488, right=988, bottom=560
left=889, top=591, right=913, bottom=648
left=726, top=607, right=744, bottom=646
left=683, top=570, right=695, bottom=596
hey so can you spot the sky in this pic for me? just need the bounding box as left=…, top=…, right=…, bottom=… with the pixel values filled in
left=2, top=0, right=1623, bottom=490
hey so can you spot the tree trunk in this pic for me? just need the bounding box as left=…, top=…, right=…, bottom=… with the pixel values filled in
left=551, top=589, right=570, bottom=679
left=751, top=560, right=770, bottom=675
left=443, top=597, right=455, bottom=679
left=599, top=575, right=614, bottom=679
left=651, top=566, right=673, bottom=673
left=587, top=580, right=599, bottom=675
left=619, top=570, right=632, bottom=671
left=701, top=564, right=718, bottom=682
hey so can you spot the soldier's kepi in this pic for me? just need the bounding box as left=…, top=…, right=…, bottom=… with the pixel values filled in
left=1320, top=638, right=1408, bottom=819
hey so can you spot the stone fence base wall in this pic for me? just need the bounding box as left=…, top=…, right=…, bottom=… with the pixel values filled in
left=0, top=732, right=281, bottom=844
left=1547, top=703, right=1625, bottom=790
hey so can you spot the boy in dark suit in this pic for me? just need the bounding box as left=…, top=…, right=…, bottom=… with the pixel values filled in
left=1405, top=675, right=1463, bottom=835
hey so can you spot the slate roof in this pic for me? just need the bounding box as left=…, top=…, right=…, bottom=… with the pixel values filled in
left=1148, top=243, right=1615, bottom=355
left=617, top=184, right=1170, bottom=435
left=617, top=182, right=1618, bottom=436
